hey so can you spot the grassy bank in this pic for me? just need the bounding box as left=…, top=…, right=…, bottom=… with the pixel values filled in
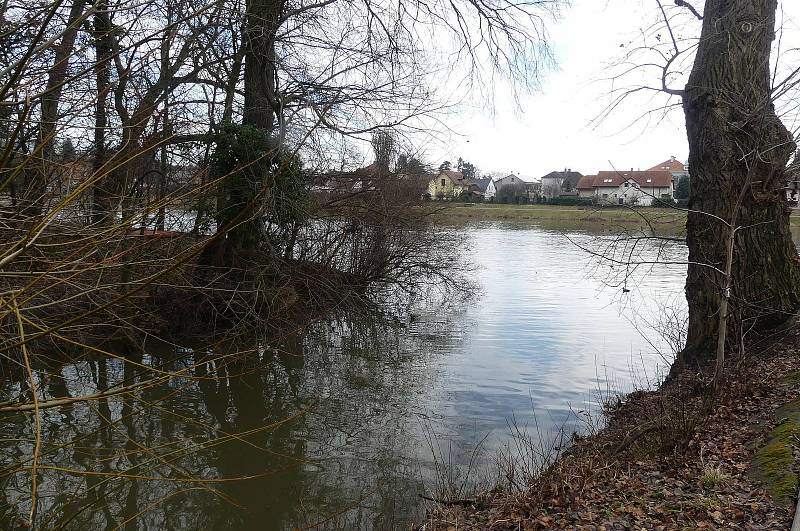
left=424, top=322, right=800, bottom=529
left=429, top=203, right=800, bottom=227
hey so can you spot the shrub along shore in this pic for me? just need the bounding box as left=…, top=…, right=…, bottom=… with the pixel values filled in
left=423, top=321, right=800, bottom=529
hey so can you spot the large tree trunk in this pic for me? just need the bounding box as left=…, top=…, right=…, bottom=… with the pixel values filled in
left=242, top=0, right=279, bottom=132
left=24, top=0, right=86, bottom=217
left=679, top=0, right=800, bottom=369
left=206, top=0, right=281, bottom=264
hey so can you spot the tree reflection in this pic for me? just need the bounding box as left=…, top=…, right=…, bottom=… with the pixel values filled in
left=0, top=301, right=467, bottom=529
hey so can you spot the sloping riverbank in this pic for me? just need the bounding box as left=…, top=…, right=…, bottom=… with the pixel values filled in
left=425, top=321, right=800, bottom=529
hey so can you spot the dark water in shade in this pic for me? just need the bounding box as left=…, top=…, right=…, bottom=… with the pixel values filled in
left=0, top=222, right=798, bottom=529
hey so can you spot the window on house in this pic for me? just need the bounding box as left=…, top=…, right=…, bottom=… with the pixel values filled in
left=441, top=178, right=446, bottom=186
left=602, top=194, right=608, bottom=198
left=646, top=178, right=652, bottom=183
left=624, top=183, right=629, bottom=187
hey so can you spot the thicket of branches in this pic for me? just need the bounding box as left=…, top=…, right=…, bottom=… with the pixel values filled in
left=0, top=0, right=561, bottom=525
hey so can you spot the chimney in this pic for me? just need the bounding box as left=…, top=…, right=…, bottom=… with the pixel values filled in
left=670, top=155, right=676, bottom=162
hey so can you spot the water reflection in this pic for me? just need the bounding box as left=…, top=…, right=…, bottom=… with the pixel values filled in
left=1, top=308, right=460, bottom=529
left=0, top=221, right=798, bottom=529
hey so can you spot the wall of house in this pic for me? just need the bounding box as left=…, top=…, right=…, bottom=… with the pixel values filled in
left=786, top=179, right=799, bottom=203
left=594, top=186, right=621, bottom=204
left=641, top=186, right=673, bottom=204
left=427, top=174, right=462, bottom=199
left=494, top=176, right=522, bottom=192
left=541, top=177, right=563, bottom=199
left=614, top=182, right=674, bottom=206
left=485, top=180, right=496, bottom=200
left=623, top=185, right=650, bottom=205
left=578, top=178, right=674, bottom=205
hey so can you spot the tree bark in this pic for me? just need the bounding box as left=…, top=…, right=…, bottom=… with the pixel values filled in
left=242, top=0, right=279, bottom=131
left=92, top=1, right=114, bottom=225
left=680, top=0, right=800, bottom=369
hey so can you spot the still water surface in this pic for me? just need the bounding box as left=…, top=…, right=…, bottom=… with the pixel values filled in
left=2, top=222, right=798, bottom=529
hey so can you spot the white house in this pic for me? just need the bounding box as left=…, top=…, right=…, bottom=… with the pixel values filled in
left=580, top=170, right=674, bottom=206
left=471, top=177, right=496, bottom=200
left=788, top=174, right=800, bottom=204
left=525, top=181, right=542, bottom=200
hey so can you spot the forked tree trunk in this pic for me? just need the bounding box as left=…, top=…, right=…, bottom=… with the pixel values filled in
left=680, top=0, right=800, bottom=369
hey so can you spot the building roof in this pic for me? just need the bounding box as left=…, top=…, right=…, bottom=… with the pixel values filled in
left=469, top=177, right=493, bottom=193
left=495, top=173, right=523, bottom=183
left=439, top=170, right=465, bottom=182
left=576, top=175, right=596, bottom=190
left=647, top=156, right=686, bottom=173
left=540, top=170, right=583, bottom=189
left=593, top=170, right=673, bottom=188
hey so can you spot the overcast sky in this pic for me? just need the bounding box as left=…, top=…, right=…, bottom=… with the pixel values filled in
left=428, top=0, right=800, bottom=181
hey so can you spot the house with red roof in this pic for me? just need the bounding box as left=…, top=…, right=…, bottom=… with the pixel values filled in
left=576, top=175, right=597, bottom=199
left=576, top=169, right=675, bottom=206
left=427, top=170, right=472, bottom=199
left=647, top=156, right=689, bottom=188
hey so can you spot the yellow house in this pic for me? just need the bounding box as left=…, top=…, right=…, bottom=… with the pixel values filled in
left=427, top=170, right=468, bottom=199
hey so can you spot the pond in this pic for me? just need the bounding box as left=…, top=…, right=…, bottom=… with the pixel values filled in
left=1, top=222, right=799, bottom=529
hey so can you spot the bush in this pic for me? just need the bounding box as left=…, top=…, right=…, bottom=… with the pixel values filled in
left=650, top=197, right=679, bottom=208
left=546, top=196, right=594, bottom=207
left=209, top=123, right=272, bottom=252
left=675, top=175, right=690, bottom=199
left=208, top=123, right=308, bottom=256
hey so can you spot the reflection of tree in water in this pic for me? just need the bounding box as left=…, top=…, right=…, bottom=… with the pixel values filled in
left=0, top=303, right=467, bottom=529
